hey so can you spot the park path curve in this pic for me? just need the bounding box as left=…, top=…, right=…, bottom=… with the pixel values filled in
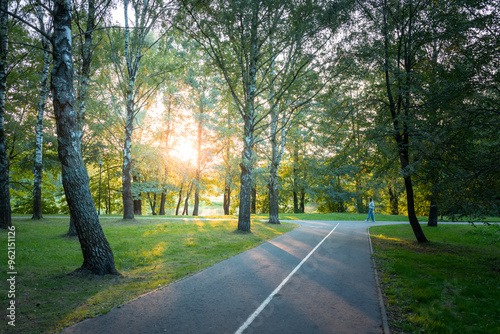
left=61, top=220, right=402, bottom=334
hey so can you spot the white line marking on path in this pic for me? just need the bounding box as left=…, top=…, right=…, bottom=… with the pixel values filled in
left=235, top=222, right=340, bottom=334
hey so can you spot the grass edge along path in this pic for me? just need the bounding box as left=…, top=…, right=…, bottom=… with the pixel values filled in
left=0, top=218, right=297, bottom=334
left=370, top=223, right=500, bottom=334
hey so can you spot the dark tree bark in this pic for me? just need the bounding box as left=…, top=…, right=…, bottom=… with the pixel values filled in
left=238, top=85, right=256, bottom=231
left=293, top=143, right=300, bottom=213
left=0, top=0, right=11, bottom=229
left=268, top=160, right=280, bottom=224
left=133, top=198, right=142, bottom=215
left=223, top=183, right=231, bottom=215
left=388, top=186, right=399, bottom=215
left=159, top=192, right=166, bottom=215
left=193, top=190, right=199, bottom=216
left=182, top=182, right=193, bottom=216
left=382, top=0, right=427, bottom=243
left=250, top=185, right=256, bottom=215
left=192, top=108, right=203, bottom=216
left=132, top=175, right=141, bottom=215
left=51, top=0, right=118, bottom=275
left=428, top=198, right=438, bottom=227
left=299, top=190, right=305, bottom=213
left=67, top=216, right=77, bottom=237
left=107, top=167, right=111, bottom=214
left=293, top=143, right=306, bottom=214
left=147, top=192, right=157, bottom=215
left=175, top=182, right=183, bottom=215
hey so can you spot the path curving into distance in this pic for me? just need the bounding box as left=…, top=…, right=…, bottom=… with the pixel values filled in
left=62, top=220, right=403, bottom=334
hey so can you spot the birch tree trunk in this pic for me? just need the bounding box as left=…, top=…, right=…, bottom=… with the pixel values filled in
left=51, top=0, right=119, bottom=275
left=32, top=48, right=50, bottom=220
left=268, top=109, right=287, bottom=224
left=0, top=0, right=10, bottom=229
left=67, top=0, right=98, bottom=234
left=268, top=99, right=286, bottom=224
left=120, top=0, right=154, bottom=220
left=122, top=100, right=134, bottom=219
left=237, top=3, right=259, bottom=231
left=32, top=5, right=51, bottom=220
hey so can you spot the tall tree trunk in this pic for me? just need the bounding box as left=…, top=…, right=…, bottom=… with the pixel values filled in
left=193, top=106, right=203, bottom=216
left=293, top=142, right=300, bottom=213
left=122, top=104, right=134, bottom=219
left=428, top=198, right=438, bottom=227
left=237, top=4, right=259, bottom=232
left=268, top=160, right=280, bottom=224
left=388, top=186, right=399, bottom=215
left=223, top=111, right=231, bottom=216
left=51, top=0, right=118, bottom=275
left=133, top=198, right=142, bottom=215
left=0, top=0, right=11, bottom=229
left=107, top=166, right=111, bottom=214
left=223, top=183, right=230, bottom=215
left=32, top=49, right=50, bottom=220
left=183, top=182, right=193, bottom=216
left=355, top=181, right=364, bottom=214
left=159, top=167, right=167, bottom=216
left=132, top=175, right=141, bottom=215
left=238, top=112, right=255, bottom=231
left=65, top=0, right=97, bottom=236
left=299, top=190, right=305, bottom=213
left=176, top=182, right=183, bottom=215
left=32, top=5, right=51, bottom=220
left=159, top=193, right=166, bottom=215
left=250, top=186, right=256, bottom=214
left=147, top=192, right=157, bottom=215
left=193, top=190, right=199, bottom=216
left=267, top=36, right=281, bottom=225
left=382, top=1, right=427, bottom=243
left=121, top=0, right=141, bottom=220
left=67, top=216, right=77, bottom=237
left=239, top=158, right=253, bottom=230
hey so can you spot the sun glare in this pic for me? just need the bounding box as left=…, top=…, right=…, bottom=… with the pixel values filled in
left=172, top=138, right=197, bottom=163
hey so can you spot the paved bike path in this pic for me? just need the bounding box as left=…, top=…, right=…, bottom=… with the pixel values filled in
left=62, top=220, right=397, bottom=334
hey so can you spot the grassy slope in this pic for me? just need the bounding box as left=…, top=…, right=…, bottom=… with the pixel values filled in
left=370, top=224, right=500, bottom=333
left=1, top=218, right=296, bottom=333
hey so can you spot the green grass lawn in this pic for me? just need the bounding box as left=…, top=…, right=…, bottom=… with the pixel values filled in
left=370, top=223, right=500, bottom=333
left=0, top=218, right=296, bottom=334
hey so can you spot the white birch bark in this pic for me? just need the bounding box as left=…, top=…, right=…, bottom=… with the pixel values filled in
left=32, top=42, right=50, bottom=220
left=51, top=0, right=119, bottom=274
left=0, top=0, right=10, bottom=228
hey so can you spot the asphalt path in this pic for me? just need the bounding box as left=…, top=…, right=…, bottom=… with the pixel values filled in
left=61, top=220, right=402, bottom=334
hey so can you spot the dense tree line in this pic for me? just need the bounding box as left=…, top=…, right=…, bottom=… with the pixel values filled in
left=0, top=0, right=498, bottom=273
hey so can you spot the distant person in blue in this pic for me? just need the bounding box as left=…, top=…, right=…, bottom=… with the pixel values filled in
left=365, top=197, right=375, bottom=222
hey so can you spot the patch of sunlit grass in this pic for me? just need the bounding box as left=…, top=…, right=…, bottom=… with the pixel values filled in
left=0, top=218, right=297, bottom=333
